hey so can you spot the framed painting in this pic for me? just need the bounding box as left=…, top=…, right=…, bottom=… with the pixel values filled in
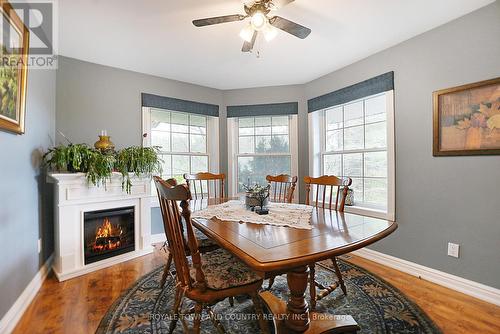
left=0, top=0, right=29, bottom=134
left=433, top=77, right=500, bottom=156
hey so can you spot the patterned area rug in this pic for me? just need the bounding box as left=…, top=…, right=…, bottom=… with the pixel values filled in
left=96, top=260, right=441, bottom=334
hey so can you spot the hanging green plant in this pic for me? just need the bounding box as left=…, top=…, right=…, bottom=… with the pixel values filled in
left=43, top=144, right=162, bottom=193
left=86, top=151, right=116, bottom=187
left=115, top=146, right=162, bottom=193
left=43, top=144, right=95, bottom=173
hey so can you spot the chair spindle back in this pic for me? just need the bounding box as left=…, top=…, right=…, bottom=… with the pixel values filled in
left=184, top=172, right=225, bottom=200
left=266, top=174, right=298, bottom=203
left=304, top=175, right=352, bottom=211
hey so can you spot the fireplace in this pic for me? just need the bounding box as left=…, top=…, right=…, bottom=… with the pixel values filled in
left=84, top=206, right=135, bottom=265
left=49, top=173, right=152, bottom=281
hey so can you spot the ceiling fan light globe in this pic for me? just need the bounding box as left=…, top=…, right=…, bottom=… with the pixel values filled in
left=250, top=11, right=267, bottom=31
left=263, top=24, right=278, bottom=41
left=239, top=24, right=255, bottom=42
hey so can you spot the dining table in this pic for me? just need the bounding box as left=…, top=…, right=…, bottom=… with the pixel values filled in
left=190, top=198, right=398, bottom=334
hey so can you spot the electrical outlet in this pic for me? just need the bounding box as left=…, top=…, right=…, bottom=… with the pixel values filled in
left=447, top=242, right=459, bottom=258
left=38, top=238, right=42, bottom=254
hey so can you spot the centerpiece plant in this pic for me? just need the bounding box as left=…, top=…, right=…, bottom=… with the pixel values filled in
left=243, top=183, right=270, bottom=214
left=43, top=143, right=162, bottom=193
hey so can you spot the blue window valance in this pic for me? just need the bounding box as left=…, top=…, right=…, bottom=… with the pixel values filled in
left=227, top=102, right=298, bottom=118
left=141, top=93, right=219, bottom=117
left=307, top=71, right=394, bottom=113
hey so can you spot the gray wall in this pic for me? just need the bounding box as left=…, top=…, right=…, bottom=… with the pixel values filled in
left=305, top=1, right=500, bottom=288
left=54, top=2, right=500, bottom=292
left=56, top=57, right=224, bottom=148
left=56, top=56, right=225, bottom=236
left=0, top=69, right=56, bottom=319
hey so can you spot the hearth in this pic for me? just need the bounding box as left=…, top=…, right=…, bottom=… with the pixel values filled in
left=84, top=206, right=135, bottom=265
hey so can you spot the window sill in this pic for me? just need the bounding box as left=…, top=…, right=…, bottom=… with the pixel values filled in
left=150, top=195, right=393, bottom=220
left=344, top=205, right=394, bottom=221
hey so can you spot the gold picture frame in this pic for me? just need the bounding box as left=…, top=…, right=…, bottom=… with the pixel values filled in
left=433, top=77, right=500, bottom=156
left=0, top=0, right=29, bottom=134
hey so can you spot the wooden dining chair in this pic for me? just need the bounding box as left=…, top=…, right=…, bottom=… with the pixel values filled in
left=153, top=177, right=269, bottom=334
left=266, top=174, right=298, bottom=203
left=156, top=177, right=219, bottom=288
left=264, top=174, right=298, bottom=290
left=304, top=175, right=352, bottom=310
left=183, top=172, right=225, bottom=200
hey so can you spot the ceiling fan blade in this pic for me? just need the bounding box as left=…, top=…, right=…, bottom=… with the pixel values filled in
left=242, top=31, right=258, bottom=52
left=270, top=16, right=311, bottom=39
left=270, top=0, right=295, bottom=10
left=193, top=14, right=246, bottom=27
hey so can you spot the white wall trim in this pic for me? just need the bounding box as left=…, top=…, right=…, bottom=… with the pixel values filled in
left=226, top=118, right=237, bottom=196
left=353, top=248, right=500, bottom=307
left=0, top=254, right=54, bottom=334
left=151, top=233, right=166, bottom=245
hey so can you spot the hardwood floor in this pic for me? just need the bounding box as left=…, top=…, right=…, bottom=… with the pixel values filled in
left=13, top=246, right=168, bottom=334
left=344, top=255, right=500, bottom=334
left=13, top=246, right=500, bottom=334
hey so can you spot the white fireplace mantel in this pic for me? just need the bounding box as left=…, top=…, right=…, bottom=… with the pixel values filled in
left=48, top=172, right=154, bottom=281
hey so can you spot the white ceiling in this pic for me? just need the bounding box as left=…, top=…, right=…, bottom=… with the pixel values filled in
left=58, top=0, right=494, bottom=90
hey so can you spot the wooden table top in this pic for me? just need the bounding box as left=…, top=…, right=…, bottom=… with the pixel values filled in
left=191, top=199, right=397, bottom=272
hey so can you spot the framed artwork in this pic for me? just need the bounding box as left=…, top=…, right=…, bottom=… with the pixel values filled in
left=433, top=77, right=500, bottom=156
left=0, top=0, right=29, bottom=134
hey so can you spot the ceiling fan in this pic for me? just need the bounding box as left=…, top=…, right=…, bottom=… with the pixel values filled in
left=192, top=0, right=311, bottom=52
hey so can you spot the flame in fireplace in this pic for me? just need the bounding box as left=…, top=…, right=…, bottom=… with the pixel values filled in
left=92, top=218, right=123, bottom=252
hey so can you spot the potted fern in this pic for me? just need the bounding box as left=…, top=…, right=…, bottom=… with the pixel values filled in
left=115, top=146, right=162, bottom=193
left=43, top=143, right=94, bottom=173
left=44, top=144, right=162, bottom=193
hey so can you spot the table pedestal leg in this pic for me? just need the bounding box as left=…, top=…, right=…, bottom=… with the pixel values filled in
left=259, top=265, right=360, bottom=334
left=286, top=265, right=310, bottom=332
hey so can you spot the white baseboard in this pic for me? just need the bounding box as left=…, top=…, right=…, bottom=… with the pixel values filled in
left=151, top=233, right=166, bottom=245
left=352, top=248, right=500, bottom=307
left=0, top=254, right=54, bottom=334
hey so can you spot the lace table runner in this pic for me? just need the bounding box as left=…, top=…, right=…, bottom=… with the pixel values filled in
left=192, top=200, right=313, bottom=230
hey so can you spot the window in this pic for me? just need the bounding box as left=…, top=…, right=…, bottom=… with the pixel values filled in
left=311, top=91, right=394, bottom=219
left=143, top=108, right=219, bottom=187
left=228, top=115, right=298, bottom=195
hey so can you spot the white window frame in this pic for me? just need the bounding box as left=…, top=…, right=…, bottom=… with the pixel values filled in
left=142, top=107, right=220, bottom=207
left=309, top=91, right=395, bottom=220
left=227, top=115, right=299, bottom=200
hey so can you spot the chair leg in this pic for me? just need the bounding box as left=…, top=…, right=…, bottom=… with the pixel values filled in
left=250, top=291, right=270, bottom=334
left=177, top=293, right=189, bottom=333
left=207, top=306, right=226, bottom=334
left=332, top=257, right=347, bottom=295
left=160, top=252, right=173, bottom=288
left=168, top=287, right=183, bottom=334
left=228, top=296, right=234, bottom=307
left=193, top=302, right=203, bottom=334
left=309, top=263, right=317, bottom=310
left=267, top=275, right=276, bottom=290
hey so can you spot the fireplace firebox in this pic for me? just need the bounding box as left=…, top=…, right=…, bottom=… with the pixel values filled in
left=84, top=206, right=135, bottom=265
